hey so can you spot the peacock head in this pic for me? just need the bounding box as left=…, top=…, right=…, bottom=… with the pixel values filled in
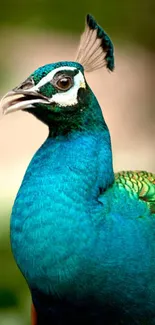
left=0, top=14, right=114, bottom=132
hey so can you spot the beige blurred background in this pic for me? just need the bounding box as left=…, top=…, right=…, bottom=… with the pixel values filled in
left=0, top=2, right=154, bottom=324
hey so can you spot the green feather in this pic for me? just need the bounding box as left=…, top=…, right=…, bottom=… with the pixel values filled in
left=115, top=171, right=155, bottom=214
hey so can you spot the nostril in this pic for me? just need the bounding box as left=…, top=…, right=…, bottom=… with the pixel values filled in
left=14, top=77, right=35, bottom=91
left=20, top=83, right=32, bottom=90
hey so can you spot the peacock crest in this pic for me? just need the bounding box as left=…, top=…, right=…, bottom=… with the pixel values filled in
left=75, top=14, right=114, bottom=72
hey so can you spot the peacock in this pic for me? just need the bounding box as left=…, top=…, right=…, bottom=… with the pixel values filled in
left=1, top=14, right=155, bottom=325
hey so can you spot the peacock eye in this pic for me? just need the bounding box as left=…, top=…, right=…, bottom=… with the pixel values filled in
left=55, top=76, right=72, bottom=91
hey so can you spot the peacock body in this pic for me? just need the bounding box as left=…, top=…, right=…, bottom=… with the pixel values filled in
left=1, top=14, right=155, bottom=325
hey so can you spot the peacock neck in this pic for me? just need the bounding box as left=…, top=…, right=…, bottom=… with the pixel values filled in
left=44, top=92, right=114, bottom=192
left=23, top=91, right=115, bottom=203
left=22, top=92, right=115, bottom=209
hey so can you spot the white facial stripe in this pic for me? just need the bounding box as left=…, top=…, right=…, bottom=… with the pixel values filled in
left=31, top=66, right=78, bottom=91
left=48, top=70, right=86, bottom=107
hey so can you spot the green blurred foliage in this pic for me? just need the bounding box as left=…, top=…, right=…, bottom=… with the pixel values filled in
left=0, top=0, right=154, bottom=51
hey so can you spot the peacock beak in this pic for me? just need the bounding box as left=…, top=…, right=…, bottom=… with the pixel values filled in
left=0, top=83, right=50, bottom=116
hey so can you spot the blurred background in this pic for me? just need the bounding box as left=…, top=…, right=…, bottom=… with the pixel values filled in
left=0, top=1, right=154, bottom=324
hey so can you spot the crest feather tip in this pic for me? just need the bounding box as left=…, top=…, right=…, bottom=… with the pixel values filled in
left=86, top=14, right=97, bottom=30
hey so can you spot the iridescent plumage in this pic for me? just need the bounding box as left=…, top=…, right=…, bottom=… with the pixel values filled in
left=115, top=171, right=155, bottom=214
